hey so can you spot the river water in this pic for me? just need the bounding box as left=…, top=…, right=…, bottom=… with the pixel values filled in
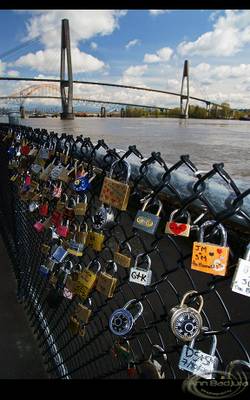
left=1, top=116, right=250, bottom=185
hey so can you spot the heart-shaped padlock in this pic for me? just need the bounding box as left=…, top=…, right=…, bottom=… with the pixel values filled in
left=109, top=299, right=143, bottom=337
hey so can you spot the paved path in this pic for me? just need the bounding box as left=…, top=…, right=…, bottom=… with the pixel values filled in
left=0, top=235, right=47, bottom=379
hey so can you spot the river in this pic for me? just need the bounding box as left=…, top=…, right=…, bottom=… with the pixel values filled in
left=1, top=116, right=249, bottom=186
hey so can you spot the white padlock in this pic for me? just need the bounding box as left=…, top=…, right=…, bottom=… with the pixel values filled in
left=129, top=254, right=152, bottom=286
left=231, top=243, right=250, bottom=297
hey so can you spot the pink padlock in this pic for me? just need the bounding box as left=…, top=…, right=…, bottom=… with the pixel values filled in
left=33, top=220, right=45, bottom=233
left=25, top=175, right=31, bottom=186
left=56, top=219, right=69, bottom=238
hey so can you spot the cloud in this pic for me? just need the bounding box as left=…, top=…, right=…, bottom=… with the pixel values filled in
left=13, top=47, right=105, bottom=74
left=0, top=60, right=6, bottom=74
left=90, top=42, right=98, bottom=50
left=144, top=47, right=173, bottom=63
left=123, top=65, right=148, bottom=77
left=7, top=70, right=20, bottom=77
left=149, top=10, right=170, bottom=16
left=177, top=10, right=250, bottom=57
left=125, top=39, right=140, bottom=49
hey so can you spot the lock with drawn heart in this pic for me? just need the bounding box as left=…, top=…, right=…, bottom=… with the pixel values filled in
left=165, top=209, right=191, bottom=237
left=191, top=220, right=229, bottom=276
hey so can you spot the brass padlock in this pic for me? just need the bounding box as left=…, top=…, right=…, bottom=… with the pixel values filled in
left=165, top=209, right=191, bottom=237
left=191, top=220, right=229, bottom=276
left=68, top=316, right=86, bottom=337
left=74, top=260, right=101, bottom=300
left=74, top=298, right=92, bottom=324
left=56, top=193, right=68, bottom=212
left=74, top=194, right=88, bottom=217
left=96, top=260, right=118, bottom=298
left=114, top=242, right=132, bottom=269
left=58, top=162, right=76, bottom=184
left=75, top=222, right=88, bottom=245
left=86, top=230, right=105, bottom=252
left=99, top=159, right=131, bottom=211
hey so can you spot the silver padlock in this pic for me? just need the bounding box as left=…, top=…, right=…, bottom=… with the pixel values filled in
left=139, top=345, right=168, bottom=379
left=129, top=254, right=152, bottom=286
left=170, top=291, right=204, bottom=342
left=179, top=334, right=218, bottom=379
left=92, top=204, right=115, bottom=230
left=109, top=299, right=143, bottom=337
left=231, top=243, right=250, bottom=297
left=29, top=200, right=40, bottom=213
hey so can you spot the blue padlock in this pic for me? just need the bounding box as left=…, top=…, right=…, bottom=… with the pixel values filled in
left=8, top=146, right=16, bottom=159
left=73, top=175, right=91, bottom=192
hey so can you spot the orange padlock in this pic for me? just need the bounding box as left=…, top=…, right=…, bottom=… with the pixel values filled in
left=191, top=221, right=229, bottom=276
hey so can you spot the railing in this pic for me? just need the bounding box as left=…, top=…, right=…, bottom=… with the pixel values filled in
left=0, top=122, right=249, bottom=380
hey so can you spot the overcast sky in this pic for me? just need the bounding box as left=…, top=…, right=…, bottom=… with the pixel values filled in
left=0, top=9, right=250, bottom=109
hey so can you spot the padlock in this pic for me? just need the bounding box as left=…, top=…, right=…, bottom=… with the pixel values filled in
left=67, top=227, right=85, bottom=257
left=33, top=219, right=45, bottom=233
left=50, top=209, right=63, bottom=227
left=129, top=254, right=152, bottom=286
left=56, top=219, right=70, bottom=238
left=29, top=200, right=40, bottom=213
left=74, top=298, right=92, bottom=324
left=133, top=198, right=163, bottom=235
left=63, top=196, right=76, bottom=221
left=114, top=242, right=132, bottom=269
left=52, top=181, right=62, bottom=199
left=39, top=158, right=57, bottom=181
left=191, top=220, right=230, bottom=276
left=39, top=199, right=49, bottom=217
left=99, top=159, right=131, bottom=211
left=86, top=230, right=105, bottom=252
left=75, top=222, right=88, bottom=245
left=170, top=290, right=204, bottom=342
left=231, top=243, right=250, bottom=297
left=38, top=144, right=50, bottom=160
left=179, top=334, right=218, bottom=379
left=20, top=143, right=31, bottom=156
left=96, top=260, right=118, bottom=298
left=72, top=172, right=94, bottom=192
left=49, top=162, right=65, bottom=181
left=109, top=299, right=143, bottom=336
left=92, top=204, right=115, bottom=230
left=58, top=162, right=76, bottom=184
left=50, top=245, right=68, bottom=263
left=165, top=209, right=191, bottom=237
left=30, top=162, right=42, bottom=175
left=74, top=194, right=88, bottom=219
left=68, top=316, right=86, bottom=337
left=39, top=259, right=56, bottom=278
left=60, top=145, right=70, bottom=165
left=74, top=260, right=101, bottom=300
left=55, top=193, right=68, bottom=212
left=40, top=243, right=51, bottom=256
left=138, top=345, right=168, bottom=379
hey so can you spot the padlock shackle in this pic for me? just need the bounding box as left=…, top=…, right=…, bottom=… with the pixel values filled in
left=78, top=221, right=88, bottom=232
left=86, top=259, right=102, bottom=273
left=76, top=193, right=87, bottom=204
left=105, top=260, right=118, bottom=274
left=198, top=220, right=228, bottom=247
left=169, top=209, right=191, bottom=224
left=151, top=344, right=168, bottom=363
left=243, top=243, right=250, bottom=262
left=120, top=241, right=132, bottom=254
left=225, top=360, right=250, bottom=378
left=142, top=197, right=163, bottom=217
left=124, top=299, right=143, bottom=322
left=134, top=253, right=152, bottom=270
left=180, top=290, right=204, bottom=314
left=109, top=159, right=131, bottom=183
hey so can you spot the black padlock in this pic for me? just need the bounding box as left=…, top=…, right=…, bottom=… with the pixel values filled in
left=133, top=198, right=163, bottom=235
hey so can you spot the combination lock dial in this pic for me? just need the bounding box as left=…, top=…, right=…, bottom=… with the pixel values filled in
left=109, top=300, right=143, bottom=337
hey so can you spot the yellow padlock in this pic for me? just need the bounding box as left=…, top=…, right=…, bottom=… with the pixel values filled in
left=86, top=230, right=105, bottom=252
left=96, top=260, right=118, bottom=298
left=74, top=260, right=101, bottom=300
left=191, top=221, right=229, bottom=276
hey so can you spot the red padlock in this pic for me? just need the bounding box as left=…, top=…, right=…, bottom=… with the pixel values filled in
left=56, top=219, right=70, bottom=238
left=21, top=144, right=31, bottom=156
left=33, top=220, right=45, bottom=233
left=39, top=201, right=49, bottom=217
left=51, top=210, right=63, bottom=227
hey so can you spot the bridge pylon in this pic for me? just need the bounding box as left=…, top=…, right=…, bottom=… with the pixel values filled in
left=60, top=19, right=74, bottom=120
left=180, top=60, right=190, bottom=119
left=101, top=106, right=106, bottom=118
left=20, top=105, right=26, bottom=119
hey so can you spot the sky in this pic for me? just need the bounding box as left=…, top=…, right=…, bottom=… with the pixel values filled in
left=0, top=9, right=250, bottom=109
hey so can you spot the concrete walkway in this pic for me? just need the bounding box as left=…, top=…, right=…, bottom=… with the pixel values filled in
left=0, top=235, right=47, bottom=379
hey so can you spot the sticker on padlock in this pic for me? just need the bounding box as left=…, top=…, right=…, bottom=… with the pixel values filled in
left=231, top=243, right=250, bottom=297
left=99, top=159, right=131, bottom=211
left=114, top=242, right=132, bottom=269
left=50, top=245, right=68, bottom=263
left=74, top=260, right=101, bottom=300
left=191, top=221, right=230, bottom=276
left=170, top=291, right=204, bottom=342
left=86, top=231, right=105, bottom=252
left=96, top=260, right=118, bottom=298
left=129, top=254, right=152, bottom=286
left=179, top=334, right=218, bottom=379
left=133, top=198, right=163, bottom=235
left=109, top=299, right=143, bottom=336
left=165, top=209, right=191, bottom=237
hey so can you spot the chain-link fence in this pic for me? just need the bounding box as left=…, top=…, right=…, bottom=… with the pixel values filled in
left=0, top=122, right=249, bottom=380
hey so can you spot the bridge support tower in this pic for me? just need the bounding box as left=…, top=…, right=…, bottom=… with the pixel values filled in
left=120, top=108, right=125, bottom=117
left=180, top=60, right=190, bottom=119
left=20, top=105, right=26, bottom=119
left=101, top=106, right=106, bottom=118
left=60, top=19, right=74, bottom=120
